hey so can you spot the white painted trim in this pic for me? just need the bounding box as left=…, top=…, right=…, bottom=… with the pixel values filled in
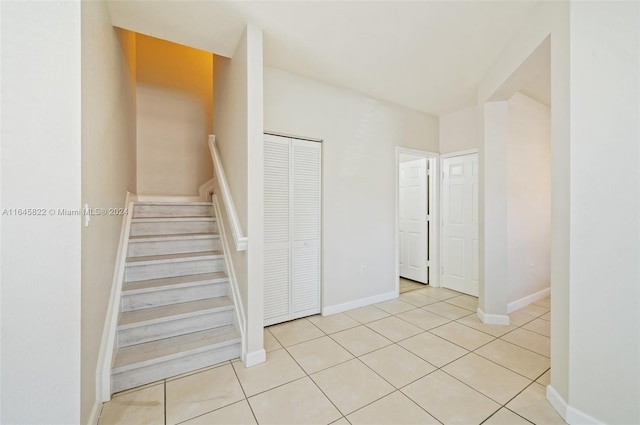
left=546, top=385, right=605, bottom=425
left=212, top=195, right=246, bottom=353
left=96, top=191, right=137, bottom=402
left=136, top=194, right=202, bottom=202
left=243, top=348, right=267, bottom=367
left=395, top=147, right=440, bottom=292
left=507, top=286, right=551, bottom=313
left=321, top=290, right=397, bottom=316
left=199, top=178, right=214, bottom=202
left=208, top=135, right=248, bottom=251
left=87, top=400, right=101, bottom=425
left=264, top=130, right=323, bottom=143
left=440, top=148, right=479, bottom=159
left=477, top=307, right=510, bottom=325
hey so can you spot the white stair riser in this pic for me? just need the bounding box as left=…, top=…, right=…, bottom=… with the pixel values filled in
left=133, top=204, right=212, bottom=218
left=125, top=258, right=224, bottom=282
left=128, top=238, right=220, bottom=257
left=131, top=221, right=216, bottom=236
left=122, top=283, right=228, bottom=312
left=111, top=342, right=241, bottom=394
left=118, top=309, right=234, bottom=347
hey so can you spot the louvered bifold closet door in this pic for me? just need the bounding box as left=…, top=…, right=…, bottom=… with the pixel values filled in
left=263, top=135, right=291, bottom=326
left=291, top=139, right=321, bottom=319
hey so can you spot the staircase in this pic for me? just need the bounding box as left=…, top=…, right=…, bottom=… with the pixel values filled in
left=111, top=201, right=241, bottom=394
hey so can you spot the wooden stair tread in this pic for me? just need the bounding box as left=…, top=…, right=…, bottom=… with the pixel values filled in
left=122, top=272, right=228, bottom=294
left=126, top=251, right=223, bottom=264
left=118, top=297, right=233, bottom=328
left=113, top=326, right=240, bottom=372
left=128, top=232, right=219, bottom=242
left=132, top=217, right=216, bottom=223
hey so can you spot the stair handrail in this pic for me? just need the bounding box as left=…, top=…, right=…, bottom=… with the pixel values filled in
left=208, top=135, right=248, bottom=251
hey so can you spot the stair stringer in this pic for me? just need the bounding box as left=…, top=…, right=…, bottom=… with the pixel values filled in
left=96, top=191, right=137, bottom=403
left=212, top=194, right=246, bottom=357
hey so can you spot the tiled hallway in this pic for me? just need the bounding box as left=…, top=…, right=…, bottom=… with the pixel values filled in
left=98, top=286, right=563, bottom=425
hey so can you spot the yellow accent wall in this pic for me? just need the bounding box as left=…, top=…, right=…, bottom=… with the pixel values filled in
left=135, top=33, right=214, bottom=195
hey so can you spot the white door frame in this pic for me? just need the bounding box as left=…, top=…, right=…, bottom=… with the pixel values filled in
left=395, top=147, right=440, bottom=294
left=440, top=149, right=479, bottom=295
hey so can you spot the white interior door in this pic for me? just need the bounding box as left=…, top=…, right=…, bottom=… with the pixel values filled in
left=441, top=153, right=479, bottom=296
left=399, top=158, right=429, bottom=283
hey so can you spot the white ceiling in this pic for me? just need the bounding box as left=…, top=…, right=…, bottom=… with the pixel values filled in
left=108, top=1, right=541, bottom=115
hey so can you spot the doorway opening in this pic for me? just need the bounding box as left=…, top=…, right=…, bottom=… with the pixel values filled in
left=396, top=148, right=439, bottom=294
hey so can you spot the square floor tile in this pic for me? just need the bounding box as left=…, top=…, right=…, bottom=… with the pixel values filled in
left=523, top=318, right=551, bottom=337
left=443, top=353, right=531, bottom=404
left=508, top=310, right=538, bottom=327
left=414, top=286, right=459, bottom=300
left=507, top=383, right=567, bottom=425
left=374, top=299, right=416, bottom=315
left=330, top=418, right=350, bottom=425
left=430, top=322, right=494, bottom=351
left=456, top=314, right=516, bottom=337
left=347, top=391, right=440, bottom=424
left=264, top=329, right=282, bottom=352
left=517, top=303, right=549, bottom=317
left=366, top=316, right=423, bottom=342
left=307, top=313, right=360, bottom=334
left=344, top=306, right=390, bottom=323
left=232, top=349, right=305, bottom=396
left=397, top=308, right=450, bottom=331
left=423, top=302, right=474, bottom=320
left=311, top=359, right=394, bottom=415
left=540, top=311, right=551, bottom=321
left=475, top=339, right=550, bottom=380
left=444, top=295, right=478, bottom=311
left=400, top=279, right=425, bottom=293
left=537, top=369, right=551, bottom=386
left=402, top=370, right=500, bottom=425
left=501, top=328, right=550, bottom=357
left=287, top=335, right=354, bottom=374
left=181, top=400, right=257, bottom=425
left=399, top=332, right=468, bottom=368
left=249, top=377, right=341, bottom=425
left=483, top=408, right=532, bottom=425
left=98, top=383, right=164, bottom=425
left=533, top=296, right=551, bottom=308
left=359, top=344, right=436, bottom=388
left=331, top=325, right=392, bottom=356
left=268, top=318, right=324, bottom=347
left=166, top=364, right=245, bottom=425
left=399, top=291, right=439, bottom=307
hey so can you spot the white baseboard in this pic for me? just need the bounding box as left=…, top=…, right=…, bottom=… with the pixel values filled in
left=243, top=348, right=266, bottom=367
left=199, top=179, right=214, bottom=201
left=546, top=385, right=604, bottom=425
left=508, top=287, right=551, bottom=313
left=87, top=400, right=101, bottom=425
left=322, top=290, right=397, bottom=316
left=96, top=192, right=136, bottom=402
left=477, top=307, right=510, bottom=325
left=136, top=194, right=202, bottom=202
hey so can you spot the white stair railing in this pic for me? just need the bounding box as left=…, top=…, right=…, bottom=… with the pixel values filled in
left=208, top=135, right=248, bottom=251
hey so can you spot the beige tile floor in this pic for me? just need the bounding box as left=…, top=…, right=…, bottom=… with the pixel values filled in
left=98, top=289, right=563, bottom=425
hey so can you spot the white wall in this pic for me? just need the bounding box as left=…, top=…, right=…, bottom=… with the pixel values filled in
left=136, top=34, right=213, bottom=196
left=477, top=0, right=571, bottom=400
left=568, top=2, right=639, bottom=423
left=439, top=106, right=478, bottom=154
left=80, top=2, right=138, bottom=423
left=0, top=2, right=82, bottom=423
left=264, top=67, right=439, bottom=312
left=507, top=93, right=550, bottom=304
left=213, top=25, right=265, bottom=366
